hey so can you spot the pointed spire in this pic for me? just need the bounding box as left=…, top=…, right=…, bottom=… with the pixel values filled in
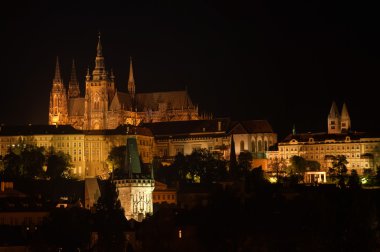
left=292, top=124, right=296, bottom=135
left=68, top=59, right=80, bottom=98
left=53, top=56, right=62, bottom=83
left=329, top=101, right=340, bottom=118
left=92, top=32, right=106, bottom=79
left=97, top=31, right=103, bottom=57
left=341, top=102, right=350, bottom=119
left=86, top=66, right=91, bottom=81
left=328, top=101, right=341, bottom=134
left=340, top=102, right=351, bottom=132
left=69, top=60, right=78, bottom=85
left=128, top=57, right=136, bottom=98
left=128, top=57, right=135, bottom=84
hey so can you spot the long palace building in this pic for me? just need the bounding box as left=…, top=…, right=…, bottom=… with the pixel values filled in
left=0, top=119, right=277, bottom=179
left=49, top=34, right=199, bottom=130
left=266, top=102, right=380, bottom=174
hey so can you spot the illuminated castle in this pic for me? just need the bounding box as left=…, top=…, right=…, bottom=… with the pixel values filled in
left=49, top=34, right=199, bottom=130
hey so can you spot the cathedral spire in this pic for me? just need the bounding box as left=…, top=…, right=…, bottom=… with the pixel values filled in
left=92, top=32, right=106, bottom=79
left=97, top=32, right=103, bottom=57
left=128, top=57, right=136, bottom=98
left=68, top=59, right=80, bottom=98
left=328, top=101, right=341, bottom=134
left=340, top=102, right=351, bottom=132
left=53, top=56, right=62, bottom=83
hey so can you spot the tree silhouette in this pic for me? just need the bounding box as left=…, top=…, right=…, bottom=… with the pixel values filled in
left=94, top=179, right=128, bottom=251
left=46, top=147, right=73, bottom=180
left=329, top=155, right=348, bottom=188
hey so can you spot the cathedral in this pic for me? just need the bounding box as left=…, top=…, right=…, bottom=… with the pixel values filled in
left=49, top=34, right=199, bottom=130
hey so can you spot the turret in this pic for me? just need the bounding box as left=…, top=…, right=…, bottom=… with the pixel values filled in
left=128, top=57, right=136, bottom=99
left=340, top=102, right=351, bottom=132
left=327, top=101, right=341, bottom=134
left=68, top=59, right=80, bottom=98
left=49, top=57, right=68, bottom=125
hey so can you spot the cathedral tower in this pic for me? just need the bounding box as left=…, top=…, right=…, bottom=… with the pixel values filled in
left=49, top=57, right=68, bottom=125
left=68, top=60, right=80, bottom=98
left=128, top=57, right=136, bottom=100
left=327, top=101, right=341, bottom=134
left=340, top=102, right=351, bottom=133
left=115, top=134, right=154, bottom=222
left=84, top=33, right=115, bottom=130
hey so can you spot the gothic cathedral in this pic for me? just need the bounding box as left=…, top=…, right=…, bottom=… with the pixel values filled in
left=49, top=34, right=200, bottom=130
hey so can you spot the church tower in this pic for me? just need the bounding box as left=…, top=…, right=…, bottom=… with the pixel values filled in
left=340, top=102, right=351, bottom=133
left=84, top=33, right=115, bottom=130
left=68, top=60, right=80, bottom=98
left=49, top=57, right=68, bottom=125
left=128, top=57, right=136, bottom=100
left=115, top=132, right=154, bottom=222
left=327, top=101, right=341, bottom=134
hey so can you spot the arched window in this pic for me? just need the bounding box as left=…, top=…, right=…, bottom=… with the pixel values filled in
left=93, top=94, right=100, bottom=110
left=258, top=140, right=262, bottom=152
left=264, top=141, right=268, bottom=151
left=240, top=140, right=244, bottom=152
left=251, top=140, right=256, bottom=153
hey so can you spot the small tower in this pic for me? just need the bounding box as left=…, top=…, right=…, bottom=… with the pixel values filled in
left=327, top=101, right=341, bottom=134
left=340, top=102, right=351, bottom=133
left=49, top=57, right=68, bottom=125
left=115, top=133, right=154, bottom=222
left=128, top=57, right=136, bottom=99
left=68, top=60, right=80, bottom=98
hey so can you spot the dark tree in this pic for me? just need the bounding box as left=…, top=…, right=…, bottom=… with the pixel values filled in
left=94, top=179, right=128, bottom=251
left=46, top=147, right=73, bottom=180
left=347, top=169, right=361, bottom=189
left=329, top=155, right=348, bottom=188
left=107, top=145, right=127, bottom=179
left=238, top=151, right=253, bottom=174
left=2, top=145, right=45, bottom=179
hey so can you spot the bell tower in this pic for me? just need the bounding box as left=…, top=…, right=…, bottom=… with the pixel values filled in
left=327, top=101, right=341, bottom=134
left=49, top=57, right=68, bottom=125
left=84, top=33, right=114, bottom=130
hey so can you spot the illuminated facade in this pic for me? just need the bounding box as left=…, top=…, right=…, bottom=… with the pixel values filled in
left=143, top=118, right=277, bottom=162
left=0, top=125, right=154, bottom=179
left=0, top=119, right=277, bottom=179
left=49, top=34, right=199, bottom=130
left=114, top=137, right=154, bottom=222
left=266, top=102, right=380, bottom=174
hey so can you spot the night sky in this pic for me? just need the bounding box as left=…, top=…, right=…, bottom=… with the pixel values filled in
left=3, top=1, right=380, bottom=139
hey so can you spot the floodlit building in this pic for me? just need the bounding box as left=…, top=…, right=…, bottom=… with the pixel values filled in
left=0, top=124, right=154, bottom=179
left=266, top=102, right=380, bottom=174
left=114, top=137, right=154, bottom=222
left=48, top=34, right=199, bottom=130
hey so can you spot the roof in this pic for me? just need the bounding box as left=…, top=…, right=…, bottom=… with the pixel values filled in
left=109, top=91, right=133, bottom=111
left=281, top=131, right=380, bottom=143
left=135, top=90, right=195, bottom=111
left=228, top=120, right=275, bottom=134
left=0, top=125, right=83, bottom=136
left=141, top=118, right=231, bottom=137
left=83, top=124, right=153, bottom=136
left=68, top=97, right=85, bottom=116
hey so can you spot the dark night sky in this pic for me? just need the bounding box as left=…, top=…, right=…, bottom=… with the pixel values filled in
left=3, top=1, right=380, bottom=140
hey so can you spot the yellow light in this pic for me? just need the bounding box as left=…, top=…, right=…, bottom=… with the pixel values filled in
left=178, top=229, right=182, bottom=239
left=269, top=177, right=277, bottom=183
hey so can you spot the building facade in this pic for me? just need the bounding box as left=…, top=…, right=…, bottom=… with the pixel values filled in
left=114, top=137, right=154, bottom=222
left=49, top=34, right=199, bottom=130
left=0, top=125, right=154, bottom=180
left=266, top=102, right=380, bottom=174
